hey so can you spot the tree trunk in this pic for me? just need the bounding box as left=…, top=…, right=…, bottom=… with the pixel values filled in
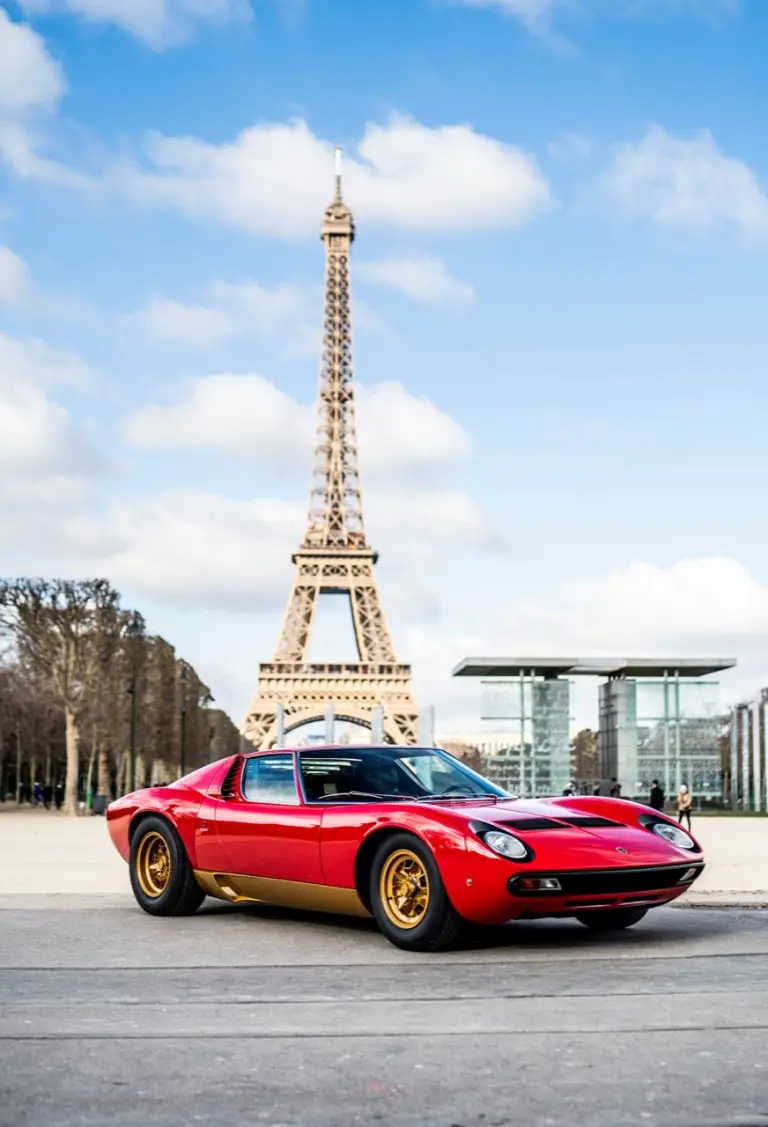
left=96, top=743, right=111, bottom=798
left=85, top=745, right=96, bottom=809
left=63, top=707, right=80, bottom=816
left=15, top=722, right=23, bottom=804
left=116, top=750, right=126, bottom=797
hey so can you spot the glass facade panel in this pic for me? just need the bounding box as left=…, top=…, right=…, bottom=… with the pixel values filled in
left=479, top=679, right=570, bottom=797
left=635, top=682, right=667, bottom=720
left=677, top=681, right=720, bottom=719
left=605, top=678, right=724, bottom=801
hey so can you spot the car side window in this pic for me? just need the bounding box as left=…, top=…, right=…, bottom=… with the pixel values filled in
left=241, top=755, right=299, bottom=805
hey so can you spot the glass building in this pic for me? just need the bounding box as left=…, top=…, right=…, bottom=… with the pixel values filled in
left=600, top=676, right=724, bottom=800
left=478, top=674, right=572, bottom=797
left=453, top=657, right=735, bottom=802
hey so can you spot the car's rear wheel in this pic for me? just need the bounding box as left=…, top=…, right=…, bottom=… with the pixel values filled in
left=129, top=815, right=206, bottom=917
left=575, top=907, right=648, bottom=931
left=369, top=832, right=465, bottom=952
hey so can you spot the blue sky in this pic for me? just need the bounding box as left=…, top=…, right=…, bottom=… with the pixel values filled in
left=1, top=0, right=767, bottom=734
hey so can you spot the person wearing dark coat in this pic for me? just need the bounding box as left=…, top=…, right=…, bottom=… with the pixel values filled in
left=649, top=779, right=665, bottom=811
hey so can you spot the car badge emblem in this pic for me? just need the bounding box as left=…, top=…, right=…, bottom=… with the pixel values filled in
left=616, top=847, right=628, bottom=854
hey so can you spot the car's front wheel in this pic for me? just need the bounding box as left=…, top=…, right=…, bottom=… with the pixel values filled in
left=369, top=832, right=465, bottom=952
left=575, top=907, right=648, bottom=931
left=129, top=815, right=206, bottom=917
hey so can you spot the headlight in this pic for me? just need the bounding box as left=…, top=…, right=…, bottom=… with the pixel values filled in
left=481, top=829, right=529, bottom=860
left=650, top=822, right=696, bottom=850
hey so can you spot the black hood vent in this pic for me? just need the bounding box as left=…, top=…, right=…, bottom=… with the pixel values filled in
left=497, top=814, right=623, bottom=831
left=220, top=757, right=242, bottom=800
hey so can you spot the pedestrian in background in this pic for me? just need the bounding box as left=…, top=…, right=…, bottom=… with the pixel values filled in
left=649, top=779, right=665, bottom=811
left=609, top=777, right=621, bottom=798
left=677, top=784, right=693, bottom=830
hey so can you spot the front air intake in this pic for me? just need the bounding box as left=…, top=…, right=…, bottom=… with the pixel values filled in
left=220, top=757, right=242, bottom=800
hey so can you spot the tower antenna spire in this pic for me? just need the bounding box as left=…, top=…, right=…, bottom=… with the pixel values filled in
left=334, top=145, right=343, bottom=203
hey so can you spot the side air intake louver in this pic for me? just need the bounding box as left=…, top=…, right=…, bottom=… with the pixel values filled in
left=220, top=757, right=242, bottom=800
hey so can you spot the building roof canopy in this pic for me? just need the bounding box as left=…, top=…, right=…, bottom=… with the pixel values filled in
left=452, top=657, right=737, bottom=679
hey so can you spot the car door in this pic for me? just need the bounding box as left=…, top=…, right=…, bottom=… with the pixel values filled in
left=213, top=752, right=323, bottom=884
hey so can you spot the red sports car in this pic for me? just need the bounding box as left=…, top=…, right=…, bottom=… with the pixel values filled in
left=107, top=744, right=704, bottom=951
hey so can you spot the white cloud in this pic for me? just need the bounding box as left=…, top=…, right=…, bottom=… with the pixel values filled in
left=0, top=12, right=94, bottom=189
left=370, top=487, right=501, bottom=554
left=357, top=382, right=473, bottom=478
left=0, top=329, right=96, bottom=391
left=450, top=0, right=739, bottom=36
left=502, top=558, right=768, bottom=651
left=452, top=0, right=553, bottom=32
left=123, top=114, right=552, bottom=237
left=0, top=246, right=31, bottom=304
left=0, top=332, right=101, bottom=508
left=411, top=555, right=768, bottom=733
left=547, top=132, right=593, bottom=163
left=11, top=481, right=494, bottom=613
left=0, top=9, right=65, bottom=114
left=120, top=298, right=238, bottom=350
left=123, top=374, right=313, bottom=466
left=121, top=280, right=313, bottom=350
left=16, top=0, right=253, bottom=50
left=122, top=373, right=473, bottom=481
left=604, top=126, right=768, bottom=238
left=356, top=256, right=475, bottom=307
left=86, top=490, right=299, bottom=610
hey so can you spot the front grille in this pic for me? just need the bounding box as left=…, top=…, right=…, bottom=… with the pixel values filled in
left=508, top=863, right=704, bottom=897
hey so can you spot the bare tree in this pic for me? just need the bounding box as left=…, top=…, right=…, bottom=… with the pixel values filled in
left=0, top=579, right=126, bottom=815
left=571, top=728, right=599, bottom=784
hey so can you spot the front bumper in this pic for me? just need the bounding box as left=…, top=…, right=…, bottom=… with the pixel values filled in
left=442, top=849, right=705, bottom=924
left=505, top=861, right=704, bottom=917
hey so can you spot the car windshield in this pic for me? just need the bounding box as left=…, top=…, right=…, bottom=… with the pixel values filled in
left=298, top=746, right=512, bottom=803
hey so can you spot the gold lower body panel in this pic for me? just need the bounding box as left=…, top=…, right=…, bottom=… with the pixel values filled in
left=193, top=870, right=371, bottom=918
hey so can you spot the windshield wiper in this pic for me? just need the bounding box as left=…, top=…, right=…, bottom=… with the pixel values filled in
left=415, top=792, right=501, bottom=802
left=315, top=791, right=409, bottom=803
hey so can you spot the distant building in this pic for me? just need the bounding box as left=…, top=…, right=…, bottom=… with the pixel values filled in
left=453, top=657, right=736, bottom=801
left=726, top=690, right=768, bottom=812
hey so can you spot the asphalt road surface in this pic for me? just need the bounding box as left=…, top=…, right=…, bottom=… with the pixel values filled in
left=1, top=898, right=767, bottom=1127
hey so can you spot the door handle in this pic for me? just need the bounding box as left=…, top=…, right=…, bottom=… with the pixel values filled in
left=200, top=820, right=210, bottom=833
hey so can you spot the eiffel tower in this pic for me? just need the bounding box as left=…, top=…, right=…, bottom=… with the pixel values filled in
left=242, top=151, right=420, bottom=748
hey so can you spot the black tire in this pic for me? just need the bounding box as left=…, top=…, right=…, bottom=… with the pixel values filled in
left=369, top=832, right=465, bottom=952
left=575, top=907, right=648, bottom=931
left=129, top=815, right=206, bottom=917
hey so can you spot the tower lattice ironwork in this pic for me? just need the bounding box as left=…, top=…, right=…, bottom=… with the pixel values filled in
left=242, top=152, right=419, bottom=748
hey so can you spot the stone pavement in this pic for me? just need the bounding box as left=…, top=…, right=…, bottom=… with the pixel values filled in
left=0, top=806, right=765, bottom=905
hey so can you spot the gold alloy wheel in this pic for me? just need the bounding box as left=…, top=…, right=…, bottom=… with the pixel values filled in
left=379, top=848, right=430, bottom=930
left=135, top=831, right=172, bottom=898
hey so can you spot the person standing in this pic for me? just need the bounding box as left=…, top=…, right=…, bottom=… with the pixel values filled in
left=649, top=779, right=665, bottom=811
left=676, top=784, right=693, bottom=830
left=609, top=777, right=621, bottom=798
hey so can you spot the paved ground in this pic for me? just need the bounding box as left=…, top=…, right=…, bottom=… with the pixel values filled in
left=1, top=810, right=767, bottom=1127
left=1, top=902, right=768, bottom=1127
left=1, top=807, right=766, bottom=903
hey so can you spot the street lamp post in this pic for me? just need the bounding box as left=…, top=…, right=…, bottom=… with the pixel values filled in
left=180, top=664, right=188, bottom=778
left=126, top=611, right=144, bottom=794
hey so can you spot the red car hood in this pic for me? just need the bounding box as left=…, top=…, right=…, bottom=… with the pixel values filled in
left=425, top=797, right=700, bottom=870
